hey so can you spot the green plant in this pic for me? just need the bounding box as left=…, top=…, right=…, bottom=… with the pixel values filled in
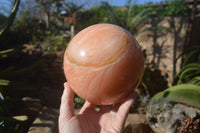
left=76, top=4, right=108, bottom=31
left=0, top=0, right=20, bottom=101
left=174, top=46, right=200, bottom=85
left=0, top=0, right=20, bottom=97
left=176, top=63, right=200, bottom=85
left=73, top=95, right=85, bottom=109
left=0, top=93, right=28, bottom=133
left=0, top=0, right=20, bottom=36
left=0, top=1, right=31, bottom=132
left=0, top=49, right=14, bottom=87
left=152, top=46, right=200, bottom=109
left=152, top=84, right=200, bottom=109
left=100, top=1, right=155, bottom=35
left=163, top=0, right=189, bottom=17
left=0, top=49, right=28, bottom=133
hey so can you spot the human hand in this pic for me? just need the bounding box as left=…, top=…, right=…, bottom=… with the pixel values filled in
left=59, top=82, right=138, bottom=133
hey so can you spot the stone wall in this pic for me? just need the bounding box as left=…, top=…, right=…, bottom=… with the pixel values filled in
left=136, top=17, right=189, bottom=86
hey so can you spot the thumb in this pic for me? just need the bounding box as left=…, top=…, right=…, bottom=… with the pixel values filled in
left=59, top=82, right=75, bottom=123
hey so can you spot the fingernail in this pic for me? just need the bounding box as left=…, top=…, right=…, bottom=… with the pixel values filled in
left=64, top=82, right=68, bottom=89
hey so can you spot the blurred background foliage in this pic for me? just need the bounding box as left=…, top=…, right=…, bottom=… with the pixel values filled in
left=0, top=0, right=191, bottom=51
left=0, top=0, right=200, bottom=132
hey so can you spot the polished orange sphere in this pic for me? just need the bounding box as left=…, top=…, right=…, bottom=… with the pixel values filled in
left=63, top=24, right=144, bottom=105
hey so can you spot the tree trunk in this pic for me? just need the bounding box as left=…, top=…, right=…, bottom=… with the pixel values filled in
left=44, top=11, right=50, bottom=29
left=70, top=25, right=75, bottom=39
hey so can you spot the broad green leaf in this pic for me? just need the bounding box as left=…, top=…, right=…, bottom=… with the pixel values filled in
left=152, top=84, right=200, bottom=109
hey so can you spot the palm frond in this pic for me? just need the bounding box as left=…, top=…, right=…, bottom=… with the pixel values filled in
left=127, top=7, right=156, bottom=34
left=0, top=0, right=20, bottom=36
left=135, top=25, right=171, bottom=36
left=175, top=45, right=200, bottom=66
left=175, top=63, right=200, bottom=84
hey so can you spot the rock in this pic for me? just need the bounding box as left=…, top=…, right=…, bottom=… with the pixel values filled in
left=146, top=102, right=200, bottom=133
left=123, top=114, right=153, bottom=133
left=22, top=97, right=42, bottom=113
left=28, top=107, right=59, bottom=133
left=125, top=114, right=146, bottom=126
left=15, top=97, right=42, bottom=133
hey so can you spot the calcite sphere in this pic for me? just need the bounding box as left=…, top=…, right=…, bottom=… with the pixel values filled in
left=63, top=24, right=144, bottom=105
